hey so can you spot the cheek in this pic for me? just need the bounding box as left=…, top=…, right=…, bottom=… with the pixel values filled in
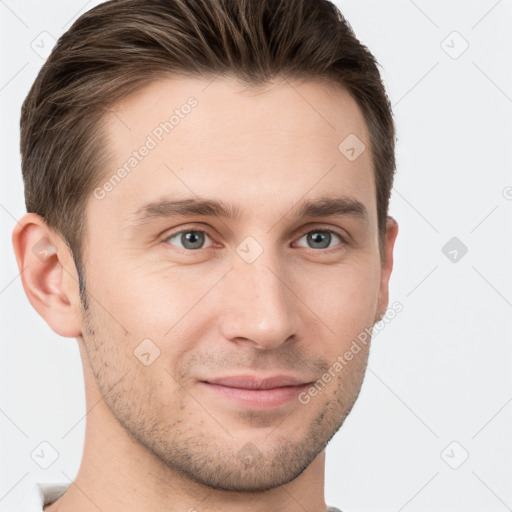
left=83, top=259, right=217, bottom=373
left=84, top=253, right=186, bottom=333
left=298, top=258, right=381, bottom=329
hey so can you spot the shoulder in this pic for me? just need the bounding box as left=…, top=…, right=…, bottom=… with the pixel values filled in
left=16, top=482, right=69, bottom=512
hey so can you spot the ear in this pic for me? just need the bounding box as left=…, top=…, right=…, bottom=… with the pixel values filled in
left=375, top=216, right=399, bottom=321
left=11, top=213, right=83, bottom=338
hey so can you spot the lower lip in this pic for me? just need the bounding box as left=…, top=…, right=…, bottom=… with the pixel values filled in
left=201, top=382, right=310, bottom=410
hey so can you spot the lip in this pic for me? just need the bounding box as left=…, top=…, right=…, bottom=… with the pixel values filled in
left=200, top=374, right=312, bottom=410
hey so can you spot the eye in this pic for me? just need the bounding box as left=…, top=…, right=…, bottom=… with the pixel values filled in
left=164, top=229, right=214, bottom=250
left=295, top=229, right=344, bottom=250
left=163, top=227, right=346, bottom=252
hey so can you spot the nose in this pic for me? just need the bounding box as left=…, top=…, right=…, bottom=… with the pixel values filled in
left=217, top=254, right=301, bottom=350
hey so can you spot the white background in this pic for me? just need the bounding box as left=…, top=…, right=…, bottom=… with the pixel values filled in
left=1, top=1, right=511, bottom=511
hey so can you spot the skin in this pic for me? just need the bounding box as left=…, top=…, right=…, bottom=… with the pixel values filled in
left=12, top=75, right=398, bottom=512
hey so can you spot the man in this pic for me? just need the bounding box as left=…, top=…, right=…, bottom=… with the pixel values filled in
left=12, top=0, right=398, bottom=510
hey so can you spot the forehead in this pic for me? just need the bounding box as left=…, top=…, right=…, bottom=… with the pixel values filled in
left=90, top=75, right=375, bottom=231
left=105, top=75, right=369, bottom=148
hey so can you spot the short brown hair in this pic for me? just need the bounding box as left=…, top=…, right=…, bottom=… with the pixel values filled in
left=20, top=0, right=395, bottom=307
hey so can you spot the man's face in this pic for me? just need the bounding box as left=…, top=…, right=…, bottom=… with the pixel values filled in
left=79, top=76, right=391, bottom=491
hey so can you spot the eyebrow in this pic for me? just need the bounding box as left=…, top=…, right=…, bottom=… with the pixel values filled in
left=128, top=195, right=368, bottom=227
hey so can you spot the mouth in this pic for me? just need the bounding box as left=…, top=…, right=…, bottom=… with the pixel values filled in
left=199, top=375, right=312, bottom=410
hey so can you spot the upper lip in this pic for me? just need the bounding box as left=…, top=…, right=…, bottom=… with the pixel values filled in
left=204, top=375, right=310, bottom=390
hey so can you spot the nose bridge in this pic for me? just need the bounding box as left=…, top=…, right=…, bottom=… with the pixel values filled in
left=218, top=245, right=299, bottom=349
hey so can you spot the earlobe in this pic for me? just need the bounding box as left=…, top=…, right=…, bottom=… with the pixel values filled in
left=375, top=216, right=399, bottom=322
left=11, top=213, right=83, bottom=338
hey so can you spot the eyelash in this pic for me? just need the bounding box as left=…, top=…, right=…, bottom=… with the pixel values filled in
left=162, top=225, right=348, bottom=253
